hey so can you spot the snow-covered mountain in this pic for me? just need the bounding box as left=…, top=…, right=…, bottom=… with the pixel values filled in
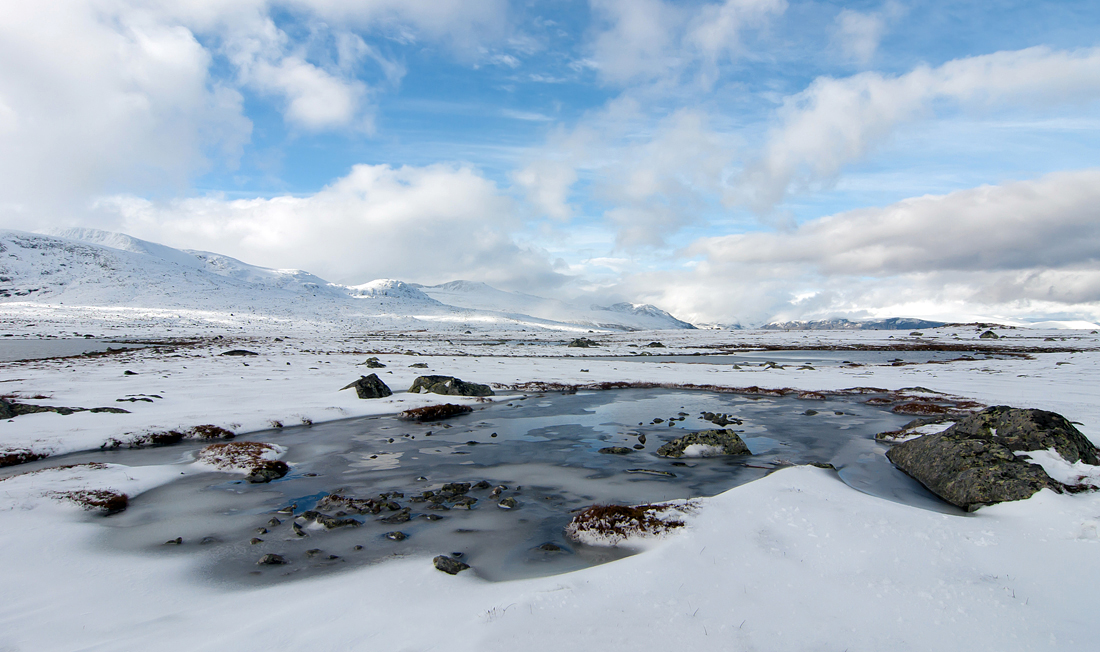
left=0, top=229, right=695, bottom=332
left=419, top=280, right=694, bottom=331
left=762, top=318, right=947, bottom=331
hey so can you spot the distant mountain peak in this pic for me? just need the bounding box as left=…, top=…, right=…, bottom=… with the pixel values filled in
left=346, top=279, right=439, bottom=303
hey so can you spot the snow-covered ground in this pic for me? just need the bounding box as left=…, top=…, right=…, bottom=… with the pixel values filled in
left=1, top=317, right=1098, bottom=651
left=2, top=232, right=1100, bottom=650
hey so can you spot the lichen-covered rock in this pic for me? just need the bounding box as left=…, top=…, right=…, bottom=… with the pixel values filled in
left=567, top=338, right=598, bottom=348
left=408, top=375, right=493, bottom=397
left=339, top=373, right=393, bottom=399
left=599, top=446, right=634, bottom=455
left=656, top=429, right=750, bottom=458
left=359, top=357, right=386, bottom=368
left=885, top=406, right=1098, bottom=510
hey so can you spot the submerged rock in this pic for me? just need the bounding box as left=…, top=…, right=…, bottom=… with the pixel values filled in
left=885, top=406, right=1099, bottom=510
left=408, top=375, right=493, bottom=397
left=599, top=446, right=634, bottom=455
left=339, top=373, right=393, bottom=399
left=433, top=555, right=470, bottom=575
left=656, top=429, right=750, bottom=458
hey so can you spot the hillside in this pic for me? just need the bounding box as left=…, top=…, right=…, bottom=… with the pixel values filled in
left=0, top=229, right=695, bottom=332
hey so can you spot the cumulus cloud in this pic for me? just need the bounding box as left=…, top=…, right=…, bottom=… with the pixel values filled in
left=739, top=46, right=1100, bottom=211
left=0, top=1, right=251, bottom=214
left=94, top=163, right=567, bottom=292
left=612, top=170, right=1100, bottom=325
left=0, top=0, right=509, bottom=219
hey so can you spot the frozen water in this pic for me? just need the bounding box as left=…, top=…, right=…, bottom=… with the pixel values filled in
left=25, top=388, right=952, bottom=584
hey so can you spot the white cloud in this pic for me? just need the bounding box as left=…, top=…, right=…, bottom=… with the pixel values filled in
left=619, top=170, right=1100, bottom=325
left=95, top=163, right=566, bottom=291
left=739, top=46, right=1100, bottom=211
left=587, top=0, right=786, bottom=85
left=830, top=3, right=902, bottom=64
left=0, top=1, right=251, bottom=214
left=0, top=0, right=512, bottom=220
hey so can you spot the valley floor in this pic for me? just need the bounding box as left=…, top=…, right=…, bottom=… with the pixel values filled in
left=1, top=315, right=1098, bottom=651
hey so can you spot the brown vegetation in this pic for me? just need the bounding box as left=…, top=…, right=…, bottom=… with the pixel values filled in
left=565, top=503, right=689, bottom=543
left=0, top=448, right=49, bottom=468
left=51, top=489, right=129, bottom=514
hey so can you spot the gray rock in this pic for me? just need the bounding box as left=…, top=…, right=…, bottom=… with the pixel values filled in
left=339, top=373, right=393, bottom=399
left=359, top=357, right=386, bottom=368
left=433, top=555, right=470, bottom=574
left=885, top=406, right=1098, bottom=510
left=408, top=375, right=493, bottom=397
left=979, top=330, right=999, bottom=339
left=567, top=338, right=598, bottom=348
left=599, top=446, right=634, bottom=455
left=656, top=429, right=750, bottom=458
left=257, top=553, right=288, bottom=565
left=384, top=531, right=407, bottom=541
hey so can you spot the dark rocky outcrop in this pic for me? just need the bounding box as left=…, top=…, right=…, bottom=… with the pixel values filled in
left=220, top=349, right=259, bottom=356
left=656, top=429, right=750, bottom=458
left=408, top=375, right=493, bottom=397
left=0, top=397, right=130, bottom=420
left=599, top=446, right=634, bottom=455
left=247, top=460, right=290, bottom=483
left=339, top=373, right=393, bottom=399
left=567, top=338, right=598, bottom=348
left=885, top=406, right=1099, bottom=510
left=433, top=555, right=470, bottom=574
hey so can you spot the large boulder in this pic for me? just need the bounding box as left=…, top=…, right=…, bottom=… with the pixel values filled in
left=339, top=374, right=393, bottom=399
left=885, top=406, right=1098, bottom=511
left=656, top=429, right=750, bottom=458
left=408, top=375, right=493, bottom=397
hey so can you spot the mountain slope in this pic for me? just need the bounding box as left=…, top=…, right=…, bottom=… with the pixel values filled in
left=1, top=230, right=695, bottom=332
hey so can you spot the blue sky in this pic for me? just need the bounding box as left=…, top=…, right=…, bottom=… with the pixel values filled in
left=2, top=1, right=1099, bottom=325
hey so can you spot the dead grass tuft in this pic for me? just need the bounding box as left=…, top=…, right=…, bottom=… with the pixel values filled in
left=52, top=489, right=128, bottom=514
left=198, top=441, right=281, bottom=471
left=565, top=502, right=692, bottom=545
left=400, top=403, right=473, bottom=422
left=190, top=424, right=235, bottom=439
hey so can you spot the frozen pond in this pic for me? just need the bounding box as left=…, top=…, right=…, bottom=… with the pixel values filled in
left=22, top=388, right=957, bottom=584
left=0, top=337, right=151, bottom=362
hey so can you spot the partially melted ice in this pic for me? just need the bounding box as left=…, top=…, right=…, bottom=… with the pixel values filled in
left=30, top=388, right=956, bottom=583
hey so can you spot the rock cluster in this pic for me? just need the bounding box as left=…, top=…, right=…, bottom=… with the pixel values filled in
left=656, top=429, right=750, bottom=458
left=885, top=406, right=1099, bottom=510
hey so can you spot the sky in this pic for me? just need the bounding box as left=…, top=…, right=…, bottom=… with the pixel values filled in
left=1, top=0, right=1099, bottom=326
